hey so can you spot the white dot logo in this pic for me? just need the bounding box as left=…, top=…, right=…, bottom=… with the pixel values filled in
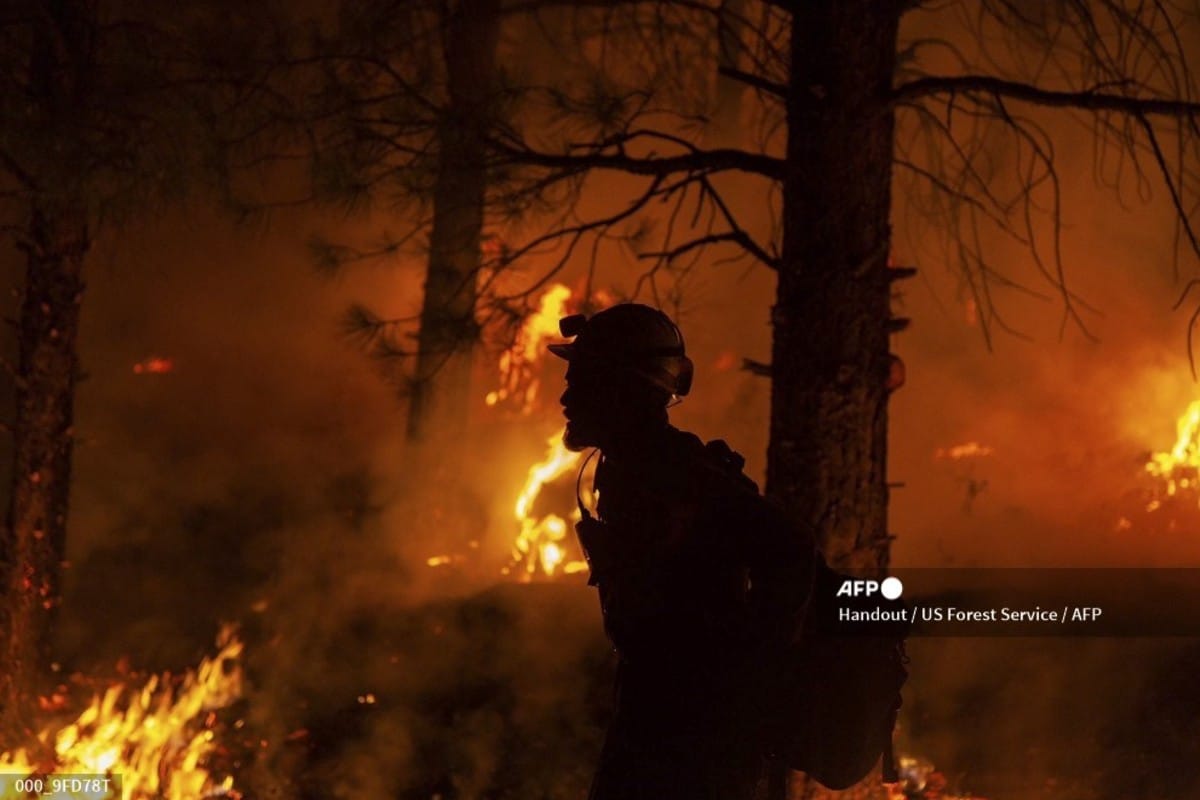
left=881, top=576, right=904, bottom=600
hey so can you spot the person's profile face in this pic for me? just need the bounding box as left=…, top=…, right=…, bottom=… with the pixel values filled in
left=560, top=360, right=614, bottom=451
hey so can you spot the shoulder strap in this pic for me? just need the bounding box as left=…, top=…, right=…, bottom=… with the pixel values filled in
left=702, top=438, right=760, bottom=495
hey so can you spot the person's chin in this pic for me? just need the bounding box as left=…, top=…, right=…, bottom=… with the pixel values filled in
left=563, top=420, right=597, bottom=452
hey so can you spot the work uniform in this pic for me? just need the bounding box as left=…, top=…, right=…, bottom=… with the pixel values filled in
left=583, top=424, right=816, bottom=800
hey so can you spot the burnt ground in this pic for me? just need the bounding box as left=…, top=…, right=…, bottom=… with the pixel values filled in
left=53, top=557, right=1200, bottom=800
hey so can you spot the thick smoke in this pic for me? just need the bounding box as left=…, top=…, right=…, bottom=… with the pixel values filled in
left=0, top=7, right=1197, bottom=797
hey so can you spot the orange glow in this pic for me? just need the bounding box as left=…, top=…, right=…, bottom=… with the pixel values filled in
left=934, top=441, right=994, bottom=460
left=487, top=284, right=573, bottom=414
left=132, top=357, right=173, bottom=375
left=713, top=350, right=738, bottom=372
left=0, top=627, right=242, bottom=800
left=509, top=429, right=588, bottom=579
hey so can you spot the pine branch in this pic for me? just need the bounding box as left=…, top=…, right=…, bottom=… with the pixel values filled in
left=639, top=230, right=779, bottom=270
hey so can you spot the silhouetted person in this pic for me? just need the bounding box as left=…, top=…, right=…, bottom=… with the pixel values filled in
left=550, top=304, right=815, bottom=800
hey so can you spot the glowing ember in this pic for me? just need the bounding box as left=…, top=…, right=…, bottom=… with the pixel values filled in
left=890, top=754, right=989, bottom=800
left=132, top=357, right=173, bottom=375
left=0, top=627, right=242, bottom=800
left=934, top=442, right=994, bottom=460
left=486, top=284, right=573, bottom=414
left=507, top=429, right=588, bottom=578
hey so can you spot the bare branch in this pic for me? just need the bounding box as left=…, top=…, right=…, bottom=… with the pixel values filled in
left=895, top=74, right=1200, bottom=118
left=491, top=137, right=785, bottom=180
left=1135, top=113, right=1200, bottom=262
left=717, top=65, right=786, bottom=99
left=742, top=358, right=771, bottom=377
left=639, top=230, right=779, bottom=270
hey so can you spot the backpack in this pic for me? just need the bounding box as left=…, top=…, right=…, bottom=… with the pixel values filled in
left=699, top=439, right=910, bottom=789
left=768, top=561, right=910, bottom=789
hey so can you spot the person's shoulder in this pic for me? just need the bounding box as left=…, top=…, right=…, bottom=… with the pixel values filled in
left=656, top=427, right=760, bottom=497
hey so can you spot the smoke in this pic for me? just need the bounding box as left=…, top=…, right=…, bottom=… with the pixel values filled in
left=0, top=5, right=1194, bottom=797
left=8, top=197, right=617, bottom=798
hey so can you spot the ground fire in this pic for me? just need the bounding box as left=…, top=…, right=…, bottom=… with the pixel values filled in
left=0, top=628, right=242, bottom=800
left=1145, top=399, right=1200, bottom=509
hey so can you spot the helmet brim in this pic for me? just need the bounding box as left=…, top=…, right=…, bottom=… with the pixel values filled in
left=548, top=343, right=573, bottom=360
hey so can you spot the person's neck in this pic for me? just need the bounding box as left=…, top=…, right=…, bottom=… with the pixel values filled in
left=599, top=416, right=671, bottom=460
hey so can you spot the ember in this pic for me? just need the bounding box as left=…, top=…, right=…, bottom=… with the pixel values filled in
left=888, top=754, right=989, bottom=800
left=934, top=442, right=994, bottom=460
left=131, top=357, right=173, bottom=375
left=0, top=627, right=242, bottom=800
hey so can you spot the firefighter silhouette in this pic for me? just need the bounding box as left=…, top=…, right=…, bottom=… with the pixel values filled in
left=550, top=304, right=816, bottom=800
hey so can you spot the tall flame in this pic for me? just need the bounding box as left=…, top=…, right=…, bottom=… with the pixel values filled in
left=0, top=627, right=243, bottom=800
left=485, top=284, right=573, bottom=414
left=507, top=430, right=588, bottom=578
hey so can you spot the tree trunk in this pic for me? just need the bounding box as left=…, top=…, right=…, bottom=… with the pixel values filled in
left=765, top=2, right=900, bottom=797
left=768, top=1, right=899, bottom=575
left=0, top=209, right=88, bottom=739
left=407, top=0, right=502, bottom=447
left=0, top=0, right=94, bottom=738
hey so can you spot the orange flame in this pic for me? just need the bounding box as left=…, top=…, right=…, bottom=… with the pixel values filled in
left=0, top=627, right=242, bottom=800
left=486, top=284, right=572, bottom=414
left=506, top=429, right=588, bottom=579
left=1144, top=399, right=1200, bottom=508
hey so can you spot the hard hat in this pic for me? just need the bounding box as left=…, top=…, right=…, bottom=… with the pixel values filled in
left=549, top=304, right=694, bottom=397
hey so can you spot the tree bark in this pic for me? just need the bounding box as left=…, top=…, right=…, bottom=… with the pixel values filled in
left=765, top=2, right=900, bottom=797
left=0, top=0, right=94, bottom=738
left=768, top=1, right=899, bottom=573
left=1, top=208, right=88, bottom=739
left=407, top=0, right=502, bottom=447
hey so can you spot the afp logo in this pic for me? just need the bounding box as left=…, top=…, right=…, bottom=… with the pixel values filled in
left=836, top=576, right=904, bottom=600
